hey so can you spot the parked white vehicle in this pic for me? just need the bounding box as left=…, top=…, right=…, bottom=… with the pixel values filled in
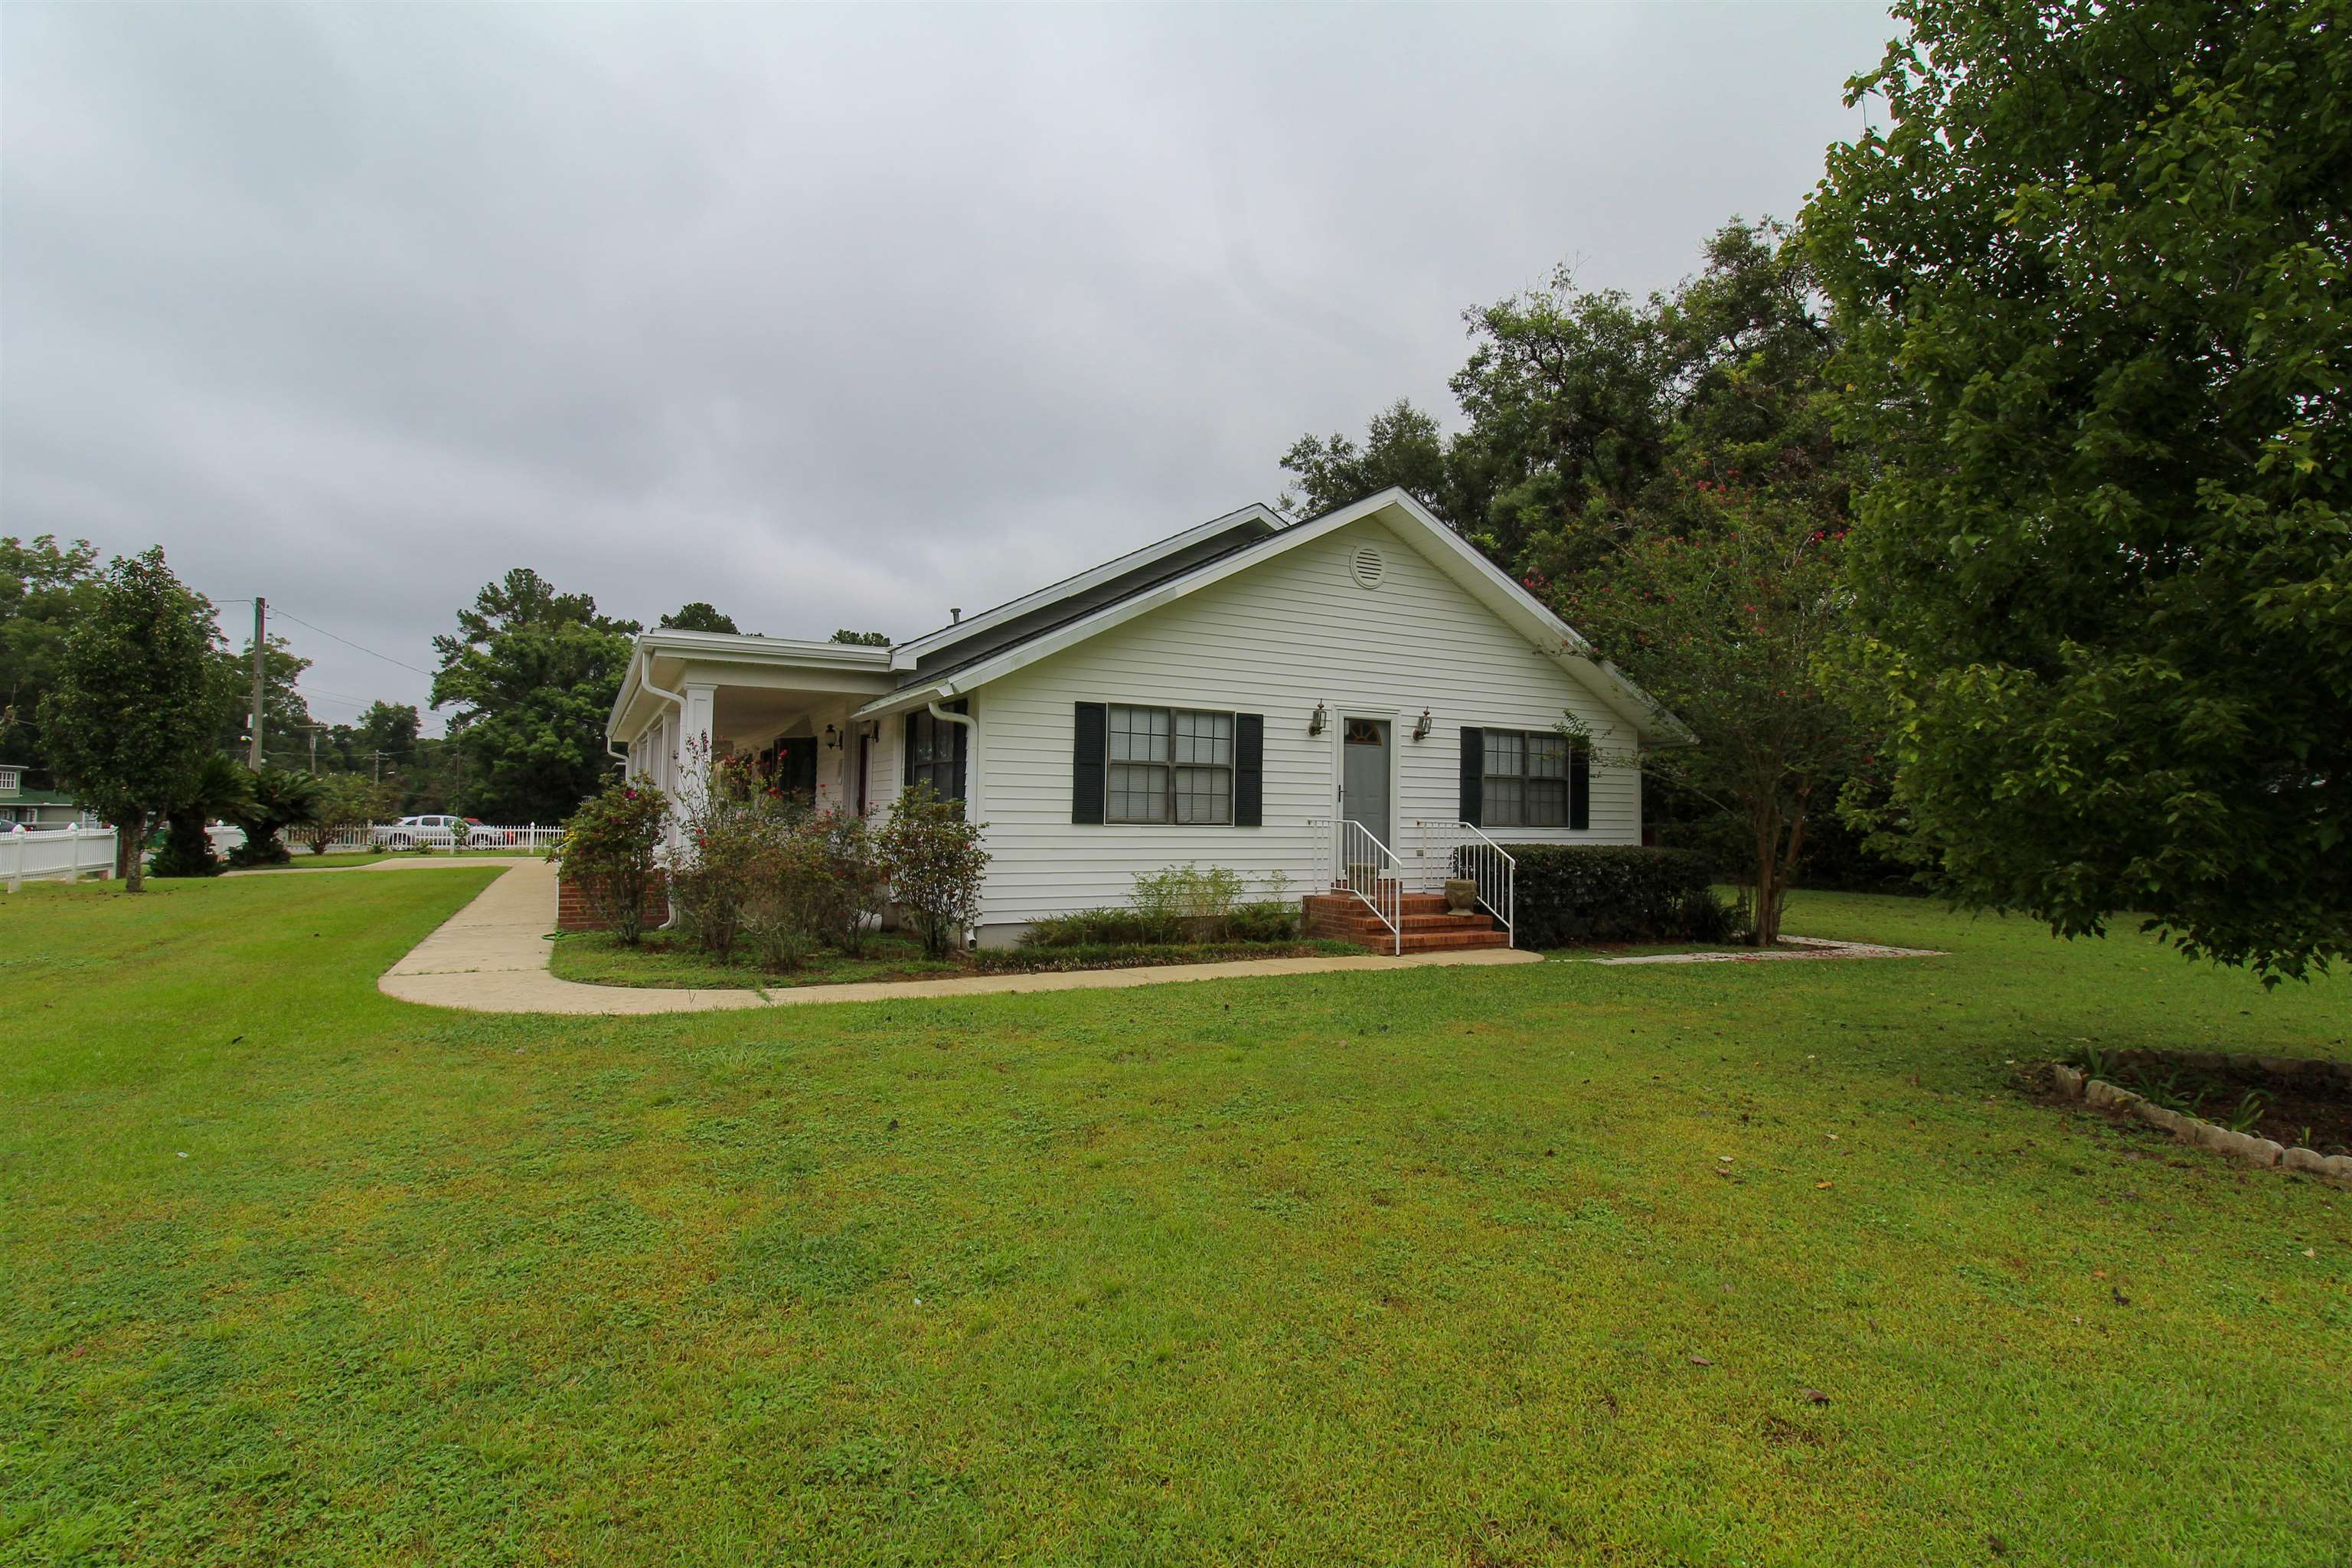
left=371, top=815, right=508, bottom=849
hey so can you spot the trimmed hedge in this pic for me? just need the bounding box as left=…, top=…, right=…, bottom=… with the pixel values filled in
left=1495, top=844, right=1725, bottom=947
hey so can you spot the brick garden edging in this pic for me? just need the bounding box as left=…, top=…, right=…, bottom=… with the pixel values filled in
left=556, top=870, right=668, bottom=933
left=2050, top=1049, right=2352, bottom=1186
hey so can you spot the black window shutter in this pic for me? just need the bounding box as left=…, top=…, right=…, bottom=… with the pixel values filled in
left=1570, top=743, right=1590, bottom=831
left=903, top=712, right=918, bottom=787
left=1072, top=702, right=1106, bottom=824
left=1459, top=727, right=1483, bottom=826
left=1234, top=713, right=1263, bottom=827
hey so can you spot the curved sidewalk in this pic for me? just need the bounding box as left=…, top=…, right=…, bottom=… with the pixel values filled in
left=377, top=858, right=1544, bottom=1016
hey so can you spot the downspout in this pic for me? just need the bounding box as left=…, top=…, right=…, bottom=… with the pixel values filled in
left=925, top=700, right=982, bottom=949
left=637, top=649, right=690, bottom=928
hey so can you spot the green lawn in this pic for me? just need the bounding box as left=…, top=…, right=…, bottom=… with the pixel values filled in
left=2, top=874, right=2346, bottom=1565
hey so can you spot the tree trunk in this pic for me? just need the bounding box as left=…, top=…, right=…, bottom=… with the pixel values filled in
left=120, top=809, right=147, bottom=892
left=1751, top=805, right=1782, bottom=946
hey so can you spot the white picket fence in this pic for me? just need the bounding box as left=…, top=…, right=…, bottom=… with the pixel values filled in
left=304, top=822, right=561, bottom=853
left=2, top=825, right=118, bottom=890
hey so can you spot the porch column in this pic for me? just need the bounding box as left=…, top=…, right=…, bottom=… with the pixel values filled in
left=676, top=684, right=717, bottom=833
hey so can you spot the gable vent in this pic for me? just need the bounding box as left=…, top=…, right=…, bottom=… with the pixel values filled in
left=1348, top=544, right=1387, bottom=590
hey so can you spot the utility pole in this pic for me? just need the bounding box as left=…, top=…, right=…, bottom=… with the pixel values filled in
left=247, top=597, right=267, bottom=769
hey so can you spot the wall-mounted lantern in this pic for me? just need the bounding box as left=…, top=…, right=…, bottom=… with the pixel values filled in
left=823, top=724, right=841, bottom=751
left=1413, top=709, right=1433, bottom=741
left=1308, top=701, right=1328, bottom=737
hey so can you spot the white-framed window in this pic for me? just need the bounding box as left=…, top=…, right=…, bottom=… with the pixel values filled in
left=1109, top=705, right=1233, bottom=825
left=1482, top=729, right=1569, bottom=828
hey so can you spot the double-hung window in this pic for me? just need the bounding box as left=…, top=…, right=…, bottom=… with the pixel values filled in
left=1109, top=705, right=1233, bottom=824
left=1481, top=729, right=1569, bottom=827
left=906, top=702, right=969, bottom=807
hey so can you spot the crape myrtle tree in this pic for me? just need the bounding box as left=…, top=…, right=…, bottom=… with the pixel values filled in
left=1808, top=0, right=2352, bottom=980
left=39, top=548, right=222, bottom=890
left=1553, top=491, right=1864, bottom=946
left=431, top=570, right=638, bottom=825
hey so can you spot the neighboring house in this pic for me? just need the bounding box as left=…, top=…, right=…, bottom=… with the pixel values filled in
left=0, top=766, right=98, bottom=830
left=606, top=489, right=1689, bottom=948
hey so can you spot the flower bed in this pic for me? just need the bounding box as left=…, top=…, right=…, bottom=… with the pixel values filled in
left=2046, top=1047, right=2352, bottom=1184
left=550, top=929, right=1360, bottom=991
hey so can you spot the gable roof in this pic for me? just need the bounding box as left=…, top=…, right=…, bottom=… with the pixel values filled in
left=888, top=502, right=1284, bottom=672
left=856, top=488, right=1693, bottom=746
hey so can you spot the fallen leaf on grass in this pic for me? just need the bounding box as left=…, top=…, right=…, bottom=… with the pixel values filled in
left=1815, top=1181, right=1834, bottom=1190
left=1689, top=1354, right=1714, bottom=1367
left=1798, top=1387, right=1831, bottom=1405
left=2111, top=1287, right=2132, bottom=1307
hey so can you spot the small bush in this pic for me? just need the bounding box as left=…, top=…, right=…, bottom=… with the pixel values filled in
left=1224, top=898, right=1301, bottom=942
left=972, top=939, right=1343, bottom=975
left=1499, top=844, right=1729, bottom=946
left=559, top=779, right=671, bottom=946
left=1132, top=862, right=1246, bottom=939
left=879, top=783, right=988, bottom=958
left=1023, top=867, right=1298, bottom=949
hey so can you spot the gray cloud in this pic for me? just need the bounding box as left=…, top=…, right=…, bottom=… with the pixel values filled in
left=2, top=2, right=1892, bottom=730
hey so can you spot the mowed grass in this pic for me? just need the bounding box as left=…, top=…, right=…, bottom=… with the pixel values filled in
left=2, top=874, right=2347, bottom=1566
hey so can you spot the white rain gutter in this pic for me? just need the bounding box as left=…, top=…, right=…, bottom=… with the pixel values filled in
left=924, top=701, right=981, bottom=949
left=636, top=648, right=691, bottom=929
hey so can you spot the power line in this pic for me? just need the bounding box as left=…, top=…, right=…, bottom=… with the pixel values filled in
left=268, top=607, right=436, bottom=677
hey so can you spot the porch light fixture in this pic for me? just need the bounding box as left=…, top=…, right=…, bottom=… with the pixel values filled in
left=824, top=724, right=841, bottom=750
left=1413, top=709, right=1433, bottom=741
left=1308, top=701, right=1328, bottom=737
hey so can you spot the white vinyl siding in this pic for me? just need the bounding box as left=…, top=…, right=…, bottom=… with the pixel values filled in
left=965, top=515, right=1641, bottom=929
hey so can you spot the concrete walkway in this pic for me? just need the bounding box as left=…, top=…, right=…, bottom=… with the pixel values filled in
left=377, top=858, right=1545, bottom=1016
left=1590, top=935, right=1942, bottom=965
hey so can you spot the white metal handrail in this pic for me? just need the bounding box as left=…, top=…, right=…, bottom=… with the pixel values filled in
left=1308, top=815, right=1403, bottom=956
left=1415, top=818, right=1517, bottom=948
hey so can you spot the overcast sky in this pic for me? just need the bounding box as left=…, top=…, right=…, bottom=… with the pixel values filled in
left=2, top=3, right=1893, bottom=734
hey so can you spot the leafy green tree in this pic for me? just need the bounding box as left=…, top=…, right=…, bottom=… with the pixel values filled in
left=301, top=773, right=397, bottom=854
left=39, top=548, right=222, bottom=890
left=431, top=570, right=639, bottom=824
left=0, top=535, right=102, bottom=776
left=1451, top=273, right=1672, bottom=574
left=1279, top=400, right=1463, bottom=525
left=660, top=603, right=740, bottom=634
left=1808, top=0, right=2352, bottom=980
left=827, top=629, right=891, bottom=646
left=1554, top=492, right=1863, bottom=945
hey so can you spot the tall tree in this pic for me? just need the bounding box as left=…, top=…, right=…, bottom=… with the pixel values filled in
left=828, top=629, right=891, bottom=646
left=430, top=569, right=638, bottom=823
left=1809, top=0, right=2352, bottom=980
left=660, top=603, right=740, bottom=634
left=1278, top=400, right=1462, bottom=525
left=0, top=535, right=102, bottom=776
left=1554, top=493, right=1864, bottom=945
left=39, top=548, right=222, bottom=890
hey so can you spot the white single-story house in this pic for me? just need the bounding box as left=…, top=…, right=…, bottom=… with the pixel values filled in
left=606, top=488, right=1687, bottom=949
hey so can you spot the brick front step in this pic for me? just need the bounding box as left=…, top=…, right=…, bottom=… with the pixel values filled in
left=1302, top=892, right=1508, bottom=954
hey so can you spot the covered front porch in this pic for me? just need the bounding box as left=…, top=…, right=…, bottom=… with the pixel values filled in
left=606, top=631, right=900, bottom=845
